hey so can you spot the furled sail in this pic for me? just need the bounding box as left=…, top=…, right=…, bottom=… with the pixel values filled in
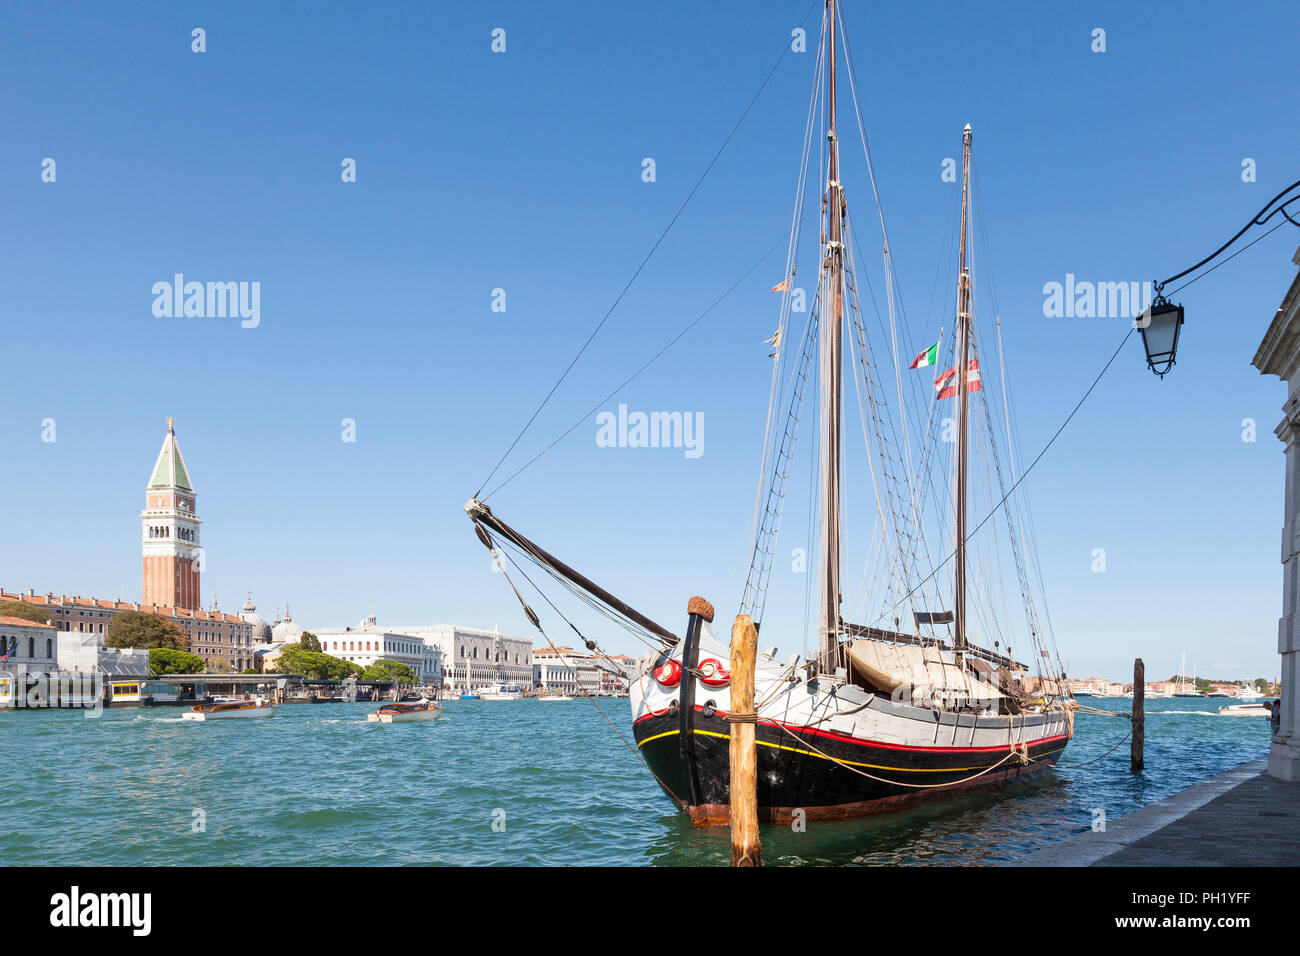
left=848, top=640, right=1002, bottom=703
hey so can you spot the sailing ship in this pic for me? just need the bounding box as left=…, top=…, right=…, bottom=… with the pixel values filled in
left=466, top=0, right=1073, bottom=823
left=1173, top=653, right=1200, bottom=697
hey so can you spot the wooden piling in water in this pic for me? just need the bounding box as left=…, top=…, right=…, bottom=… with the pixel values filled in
left=1131, top=658, right=1144, bottom=772
left=728, top=613, right=761, bottom=867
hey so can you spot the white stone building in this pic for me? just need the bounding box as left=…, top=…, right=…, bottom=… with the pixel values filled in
left=0, top=615, right=59, bottom=680
left=384, top=625, right=532, bottom=691
left=313, top=613, right=442, bottom=684
left=1252, top=242, right=1300, bottom=782
left=532, top=647, right=636, bottom=695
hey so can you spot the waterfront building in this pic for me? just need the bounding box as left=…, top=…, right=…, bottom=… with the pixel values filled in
left=1251, top=242, right=1300, bottom=782
left=0, top=590, right=257, bottom=672
left=379, top=624, right=532, bottom=691
left=601, top=654, right=637, bottom=694
left=532, top=645, right=590, bottom=694
left=313, top=613, right=442, bottom=685
left=252, top=642, right=289, bottom=674
left=532, top=645, right=633, bottom=694
left=56, top=631, right=151, bottom=679
left=0, top=616, right=154, bottom=707
left=0, top=615, right=58, bottom=680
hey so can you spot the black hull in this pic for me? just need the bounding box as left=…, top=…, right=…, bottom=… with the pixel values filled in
left=633, top=707, right=1068, bottom=825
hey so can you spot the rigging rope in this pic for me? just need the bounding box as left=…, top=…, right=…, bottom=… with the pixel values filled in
left=476, top=0, right=822, bottom=498
left=481, top=216, right=807, bottom=502
left=870, top=324, right=1136, bottom=629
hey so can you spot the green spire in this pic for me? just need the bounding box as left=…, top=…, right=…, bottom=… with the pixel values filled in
left=148, top=418, right=194, bottom=491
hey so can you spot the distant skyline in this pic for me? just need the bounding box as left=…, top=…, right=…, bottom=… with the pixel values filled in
left=2, top=1, right=1298, bottom=681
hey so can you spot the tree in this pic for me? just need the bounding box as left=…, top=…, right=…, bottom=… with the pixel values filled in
left=275, top=645, right=358, bottom=680
left=149, top=647, right=205, bottom=675
left=0, top=601, right=55, bottom=625
left=105, top=610, right=189, bottom=650
left=299, top=631, right=322, bottom=652
left=361, top=659, right=419, bottom=684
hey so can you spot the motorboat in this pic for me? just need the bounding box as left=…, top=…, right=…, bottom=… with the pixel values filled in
left=367, top=698, right=443, bottom=723
left=479, top=683, right=524, bottom=701
left=1219, top=703, right=1272, bottom=717
left=538, top=694, right=574, bottom=702
left=181, top=696, right=277, bottom=720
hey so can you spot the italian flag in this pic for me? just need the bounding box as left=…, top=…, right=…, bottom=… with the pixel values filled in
left=909, top=343, right=938, bottom=369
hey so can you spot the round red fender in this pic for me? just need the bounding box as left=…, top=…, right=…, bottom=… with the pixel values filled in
left=653, top=658, right=682, bottom=687
left=697, top=657, right=731, bottom=688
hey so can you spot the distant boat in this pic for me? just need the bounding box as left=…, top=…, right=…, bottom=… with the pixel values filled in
left=368, top=698, right=443, bottom=723
left=1173, top=653, right=1200, bottom=696
left=1219, top=703, right=1271, bottom=717
left=538, top=694, right=574, bottom=702
left=181, top=697, right=277, bottom=720
left=479, top=683, right=524, bottom=701
left=1236, top=688, right=1265, bottom=701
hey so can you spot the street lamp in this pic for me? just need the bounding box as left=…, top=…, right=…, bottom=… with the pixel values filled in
left=1137, top=176, right=1300, bottom=377
left=1136, top=296, right=1184, bottom=378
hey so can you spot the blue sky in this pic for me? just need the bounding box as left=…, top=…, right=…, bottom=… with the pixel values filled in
left=1, top=1, right=1297, bottom=681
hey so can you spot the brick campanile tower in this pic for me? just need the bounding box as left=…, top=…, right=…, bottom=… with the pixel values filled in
left=141, top=418, right=201, bottom=610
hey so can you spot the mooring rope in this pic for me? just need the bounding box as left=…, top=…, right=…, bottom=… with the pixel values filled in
left=770, top=718, right=1024, bottom=790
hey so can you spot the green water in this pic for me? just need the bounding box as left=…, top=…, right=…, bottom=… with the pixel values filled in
left=1, top=697, right=1270, bottom=865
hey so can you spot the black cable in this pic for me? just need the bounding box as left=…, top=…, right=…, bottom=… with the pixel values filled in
left=1164, top=216, right=1293, bottom=299
left=1157, top=178, right=1300, bottom=292
left=481, top=215, right=804, bottom=500
left=476, top=0, right=821, bottom=497
left=872, top=325, right=1135, bottom=628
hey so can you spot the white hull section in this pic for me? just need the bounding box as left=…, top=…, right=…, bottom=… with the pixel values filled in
left=182, top=705, right=276, bottom=721
left=368, top=708, right=443, bottom=723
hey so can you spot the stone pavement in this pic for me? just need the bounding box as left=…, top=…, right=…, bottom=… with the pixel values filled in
left=1015, top=758, right=1300, bottom=866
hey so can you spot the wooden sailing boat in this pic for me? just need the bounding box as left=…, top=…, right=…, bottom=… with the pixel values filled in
left=467, top=0, right=1072, bottom=824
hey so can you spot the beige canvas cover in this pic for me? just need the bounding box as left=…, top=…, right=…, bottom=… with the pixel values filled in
left=848, top=640, right=1002, bottom=702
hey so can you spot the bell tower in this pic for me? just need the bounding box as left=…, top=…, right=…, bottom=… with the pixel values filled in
left=141, top=418, right=202, bottom=610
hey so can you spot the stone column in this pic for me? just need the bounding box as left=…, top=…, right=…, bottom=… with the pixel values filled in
left=1252, top=245, right=1300, bottom=781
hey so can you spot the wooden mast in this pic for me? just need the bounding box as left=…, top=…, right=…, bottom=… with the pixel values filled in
left=953, top=124, right=973, bottom=668
left=818, top=0, right=844, bottom=665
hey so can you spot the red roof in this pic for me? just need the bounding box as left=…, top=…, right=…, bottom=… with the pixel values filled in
left=1, top=588, right=245, bottom=624
left=0, top=614, right=55, bottom=629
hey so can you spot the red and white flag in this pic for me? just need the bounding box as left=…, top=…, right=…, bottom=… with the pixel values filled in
left=770, top=278, right=792, bottom=293
left=934, top=360, right=982, bottom=399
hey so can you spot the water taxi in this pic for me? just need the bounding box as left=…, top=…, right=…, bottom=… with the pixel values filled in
left=367, top=698, right=443, bottom=723
left=181, top=696, right=277, bottom=720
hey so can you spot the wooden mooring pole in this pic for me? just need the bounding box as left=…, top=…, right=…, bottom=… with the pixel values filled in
left=1131, top=658, right=1144, bottom=771
left=729, top=614, right=761, bottom=867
